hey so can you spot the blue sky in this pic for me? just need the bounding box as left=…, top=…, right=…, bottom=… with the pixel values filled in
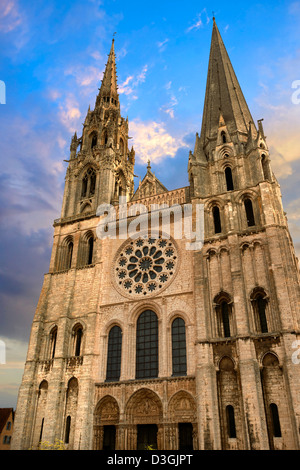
left=0, top=0, right=300, bottom=408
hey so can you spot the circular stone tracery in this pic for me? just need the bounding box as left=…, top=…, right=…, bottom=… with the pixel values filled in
left=114, top=236, right=178, bottom=297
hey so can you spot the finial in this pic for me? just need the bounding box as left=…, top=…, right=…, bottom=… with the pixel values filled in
left=147, top=159, right=151, bottom=170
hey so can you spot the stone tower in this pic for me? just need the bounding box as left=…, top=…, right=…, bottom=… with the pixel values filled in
left=12, top=20, right=300, bottom=451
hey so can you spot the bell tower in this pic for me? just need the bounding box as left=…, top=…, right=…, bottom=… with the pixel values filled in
left=61, top=39, right=135, bottom=220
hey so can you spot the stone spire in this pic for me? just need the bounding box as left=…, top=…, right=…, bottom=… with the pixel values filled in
left=95, top=38, right=119, bottom=109
left=199, top=18, right=256, bottom=153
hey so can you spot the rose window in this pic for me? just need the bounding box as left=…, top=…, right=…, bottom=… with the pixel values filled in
left=114, top=236, right=178, bottom=297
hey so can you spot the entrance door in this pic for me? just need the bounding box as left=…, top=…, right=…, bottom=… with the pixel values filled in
left=178, top=423, right=193, bottom=450
left=137, top=424, right=158, bottom=450
left=103, top=425, right=116, bottom=450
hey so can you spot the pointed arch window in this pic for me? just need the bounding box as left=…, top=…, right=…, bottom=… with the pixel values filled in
left=106, top=325, right=122, bottom=382
left=221, top=131, right=227, bottom=144
left=172, top=318, right=187, bottom=376
left=81, top=168, right=96, bottom=199
left=136, top=310, right=158, bottom=379
left=225, top=167, right=234, bottom=191
left=212, top=206, right=222, bottom=234
left=244, top=198, right=255, bottom=227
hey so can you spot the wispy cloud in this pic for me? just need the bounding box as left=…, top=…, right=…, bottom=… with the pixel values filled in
left=157, top=38, right=169, bottom=52
left=186, top=8, right=210, bottom=33
left=118, top=64, right=148, bottom=99
left=160, top=94, right=178, bottom=119
left=0, top=0, right=23, bottom=33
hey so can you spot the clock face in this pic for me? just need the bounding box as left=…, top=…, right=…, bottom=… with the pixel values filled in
left=113, top=235, right=179, bottom=298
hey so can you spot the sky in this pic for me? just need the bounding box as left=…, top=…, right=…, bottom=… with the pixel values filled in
left=0, top=0, right=300, bottom=408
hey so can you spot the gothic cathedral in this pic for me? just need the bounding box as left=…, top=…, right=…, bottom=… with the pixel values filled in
left=12, top=19, right=300, bottom=451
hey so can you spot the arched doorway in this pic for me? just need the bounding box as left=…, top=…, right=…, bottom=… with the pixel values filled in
left=125, top=388, right=163, bottom=450
left=168, top=391, right=198, bottom=450
left=93, top=396, right=120, bottom=450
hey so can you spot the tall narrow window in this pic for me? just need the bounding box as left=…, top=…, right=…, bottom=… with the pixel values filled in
left=67, top=241, right=73, bottom=269
left=226, top=405, right=237, bottom=438
left=39, top=418, right=44, bottom=444
left=74, top=326, right=83, bottom=357
left=213, top=206, right=222, bottom=234
left=81, top=174, right=88, bottom=198
left=88, top=237, right=94, bottom=265
left=136, top=310, right=158, bottom=379
left=257, top=296, right=268, bottom=333
left=225, top=167, right=234, bottom=191
left=221, top=301, right=231, bottom=337
left=50, top=327, right=57, bottom=359
left=65, top=416, right=71, bottom=444
left=221, top=131, right=227, bottom=143
left=261, top=154, right=271, bottom=181
left=244, top=198, right=255, bottom=227
left=91, top=134, right=97, bottom=149
left=172, top=318, right=187, bottom=376
left=106, top=326, right=122, bottom=382
left=270, top=403, right=282, bottom=437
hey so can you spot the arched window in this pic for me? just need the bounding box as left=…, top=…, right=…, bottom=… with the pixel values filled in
left=213, top=206, right=222, bottom=234
left=244, top=198, right=255, bottom=227
left=106, top=326, right=122, bottom=382
left=225, top=167, right=234, bottom=191
left=221, top=301, right=231, bottom=338
left=81, top=168, right=96, bottom=199
left=78, top=231, right=94, bottom=267
left=251, top=291, right=268, bottom=333
left=172, top=318, right=187, bottom=376
left=49, top=327, right=57, bottom=359
left=57, top=237, right=74, bottom=271
left=136, top=310, right=158, bottom=379
left=214, top=293, right=233, bottom=338
left=270, top=403, right=282, bottom=437
left=226, top=405, right=237, bottom=438
left=221, top=131, right=227, bottom=143
left=73, top=325, right=83, bottom=357
left=65, top=416, right=71, bottom=444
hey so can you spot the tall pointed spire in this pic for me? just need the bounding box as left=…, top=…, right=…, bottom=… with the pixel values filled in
left=200, top=18, right=256, bottom=151
left=96, top=38, right=119, bottom=108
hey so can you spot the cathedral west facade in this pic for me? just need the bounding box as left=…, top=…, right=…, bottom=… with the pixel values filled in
left=12, top=19, right=300, bottom=450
